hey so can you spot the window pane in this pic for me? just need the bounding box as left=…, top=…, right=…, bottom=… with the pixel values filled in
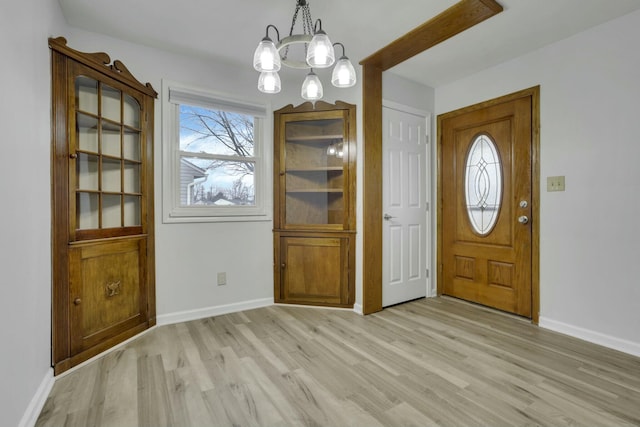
left=101, top=84, right=121, bottom=122
left=179, top=105, right=254, bottom=157
left=77, top=113, right=99, bottom=152
left=124, top=195, right=141, bottom=226
left=76, top=76, right=98, bottom=115
left=180, top=156, right=255, bottom=206
left=76, top=192, right=99, bottom=230
left=464, top=134, right=502, bottom=235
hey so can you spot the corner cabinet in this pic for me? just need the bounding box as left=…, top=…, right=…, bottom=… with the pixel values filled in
left=273, top=101, right=356, bottom=307
left=49, top=37, right=157, bottom=374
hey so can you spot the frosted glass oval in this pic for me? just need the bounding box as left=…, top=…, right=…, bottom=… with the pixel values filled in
left=464, top=134, right=502, bottom=235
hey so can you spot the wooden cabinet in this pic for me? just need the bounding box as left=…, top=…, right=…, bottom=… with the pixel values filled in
left=273, top=101, right=356, bottom=307
left=50, top=37, right=156, bottom=374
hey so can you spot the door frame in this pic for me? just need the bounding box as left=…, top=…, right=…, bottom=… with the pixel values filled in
left=359, top=0, right=503, bottom=314
left=382, top=100, right=433, bottom=305
left=437, top=86, right=540, bottom=323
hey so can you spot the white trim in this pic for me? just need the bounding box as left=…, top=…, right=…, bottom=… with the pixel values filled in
left=161, top=79, right=273, bottom=223
left=353, top=303, right=364, bottom=315
left=18, top=369, right=54, bottom=427
left=539, top=316, right=640, bottom=358
left=157, top=298, right=274, bottom=326
left=382, top=99, right=430, bottom=119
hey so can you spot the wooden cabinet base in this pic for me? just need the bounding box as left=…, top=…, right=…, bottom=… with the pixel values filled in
left=274, top=232, right=355, bottom=308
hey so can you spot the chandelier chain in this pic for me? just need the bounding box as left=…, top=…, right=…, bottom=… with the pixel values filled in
left=282, top=1, right=313, bottom=62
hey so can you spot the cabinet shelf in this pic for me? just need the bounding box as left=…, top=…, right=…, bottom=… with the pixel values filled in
left=286, top=134, right=343, bottom=143
left=286, top=189, right=343, bottom=193
left=286, top=167, right=343, bottom=172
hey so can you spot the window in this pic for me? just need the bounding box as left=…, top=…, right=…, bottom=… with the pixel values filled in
left=162, top=80, right=271, bottom=222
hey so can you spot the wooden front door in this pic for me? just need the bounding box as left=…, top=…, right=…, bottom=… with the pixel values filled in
left=438, top=88, right=538, bottom=318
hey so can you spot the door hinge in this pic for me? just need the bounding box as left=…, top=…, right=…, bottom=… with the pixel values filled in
left=425, top=134, right=430, bottom=144
left=426, top=269, right=429, bottom=278
left=426, top=202, right=429, bottom=212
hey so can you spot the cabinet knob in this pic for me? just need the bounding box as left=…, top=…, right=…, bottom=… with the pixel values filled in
left=73, top=297, right=82, bottom=305
left=281, top=263, right=286, bottom=268
left=69, top=153, right=78, bottom=159
left=279, top=171, right=285, bottom=176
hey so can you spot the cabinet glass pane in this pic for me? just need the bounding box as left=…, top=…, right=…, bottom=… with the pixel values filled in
left=102, top=194, right=121, bottom=228
left=76, top=76, right=98, bottom=115
left=283, top=118, right=345, bottom=226
left=102, top=158, right=121, bottom=192
left=285, top=193, right=343, bottom=225
left=124, top=162, right=140, bottom=193
left=102, top=122, right=121, bottom=157
left=77, top=153, right=99, bottom=190
left=123, top=94, right=140, bottom=128
left=124, top=195, right=141, bottom=226
left=101, top=84, right=121, bottom=122
left=123, top=130, right=141, bottom=161
left=76, top=192, right=99, bottom=230
left=76, top=113, right=99, bottom=152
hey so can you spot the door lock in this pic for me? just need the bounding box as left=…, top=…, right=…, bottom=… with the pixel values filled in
left=518, top=215, right=529, bottom=224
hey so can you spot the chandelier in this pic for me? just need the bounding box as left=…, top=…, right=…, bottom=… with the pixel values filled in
left=253, top=0, right=357, bottom=101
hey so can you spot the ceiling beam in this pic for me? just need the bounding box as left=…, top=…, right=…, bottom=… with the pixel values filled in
left=360, top=0, right=503, bottom=70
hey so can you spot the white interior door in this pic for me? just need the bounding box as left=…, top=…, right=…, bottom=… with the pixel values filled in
left=382, top=103, right=430, bottom=307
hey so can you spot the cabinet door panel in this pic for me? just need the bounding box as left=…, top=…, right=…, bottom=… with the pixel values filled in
left=281, top=236, right=347, bottom=305
left=69, top=238, right=147, bottom=354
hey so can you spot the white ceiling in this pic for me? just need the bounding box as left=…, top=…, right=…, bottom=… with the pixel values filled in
left=58, top=0, right=640, bottom=88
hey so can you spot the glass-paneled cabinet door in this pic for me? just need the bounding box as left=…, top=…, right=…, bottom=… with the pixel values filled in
left=282, top=111, right=348, bottom=229
left=72, top=69, right=143, bottom=239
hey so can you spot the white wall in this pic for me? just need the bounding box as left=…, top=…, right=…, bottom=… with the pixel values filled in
left=435, top=9, right=640, bottom=355
left=0, top=1, right=66, bottom=426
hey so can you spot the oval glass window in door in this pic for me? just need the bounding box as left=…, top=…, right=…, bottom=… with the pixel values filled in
left=464, top=134, right=502, bottom=235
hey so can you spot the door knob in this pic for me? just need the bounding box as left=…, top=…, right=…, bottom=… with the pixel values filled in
left=73, top=298, right=82, bottom=305
left=383, top=213, right=395, bottom=221
left=518, top=215, right=529, bottom=224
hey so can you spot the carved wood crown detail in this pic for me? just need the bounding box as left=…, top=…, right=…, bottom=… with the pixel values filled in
left=48, top=36, right=157, bottom=98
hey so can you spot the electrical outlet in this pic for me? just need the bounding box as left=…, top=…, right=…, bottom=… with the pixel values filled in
left=547, top=176, right=565, bottom=192
left=217, top=272, right=227, bottom=286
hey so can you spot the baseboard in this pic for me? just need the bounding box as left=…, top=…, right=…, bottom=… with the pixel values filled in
left=353, top=303, right=364, bottom=315
left=156, top=297, right=274, bottom=326
left=539, top=316, right=640, bottom=358
left=19, top=368, right=54, bottom=427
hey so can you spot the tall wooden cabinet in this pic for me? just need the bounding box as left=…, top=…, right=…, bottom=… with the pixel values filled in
left=273, top=101, right=356, bottom=307
left=50, top=37, right=157, bottom=374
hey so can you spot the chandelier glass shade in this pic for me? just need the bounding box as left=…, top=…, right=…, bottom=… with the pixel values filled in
left=253, top=0, right=356, bottom=101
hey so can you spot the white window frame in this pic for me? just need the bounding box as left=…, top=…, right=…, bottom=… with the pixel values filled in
left=162, top=79, right=272, bottom=223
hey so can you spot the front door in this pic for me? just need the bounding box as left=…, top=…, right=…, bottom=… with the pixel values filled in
left=439, top=88, right=537, bottom=317
left=382, top=104, right=430, bottom=307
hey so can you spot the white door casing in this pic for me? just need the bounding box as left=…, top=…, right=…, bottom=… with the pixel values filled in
left=382, top=102, right=431, bottom=307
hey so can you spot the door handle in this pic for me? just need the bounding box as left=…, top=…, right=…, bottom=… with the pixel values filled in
left=383, top=213, right=395, bottom=221
left=518, top=215, right=529, bottom=224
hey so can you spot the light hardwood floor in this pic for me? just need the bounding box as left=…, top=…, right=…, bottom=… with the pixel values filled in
left=36, top=297, right=640, bottom=426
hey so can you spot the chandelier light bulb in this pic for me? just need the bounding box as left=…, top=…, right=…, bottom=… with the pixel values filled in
left=258, top=71, right=281, bottom=94
left=306, top=20, right=335, bottom=68
left=253, top=36, right=281, bottom=72
left=301, top=70, right=323, bottom=101
left=331, top=57, right=356, bottom=88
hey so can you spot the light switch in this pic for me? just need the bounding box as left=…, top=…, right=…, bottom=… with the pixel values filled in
left=547, top=176, right=565, bottom=192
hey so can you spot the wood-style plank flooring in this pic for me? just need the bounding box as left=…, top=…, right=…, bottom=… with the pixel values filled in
left=36, top=297, right=640, bottom=426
